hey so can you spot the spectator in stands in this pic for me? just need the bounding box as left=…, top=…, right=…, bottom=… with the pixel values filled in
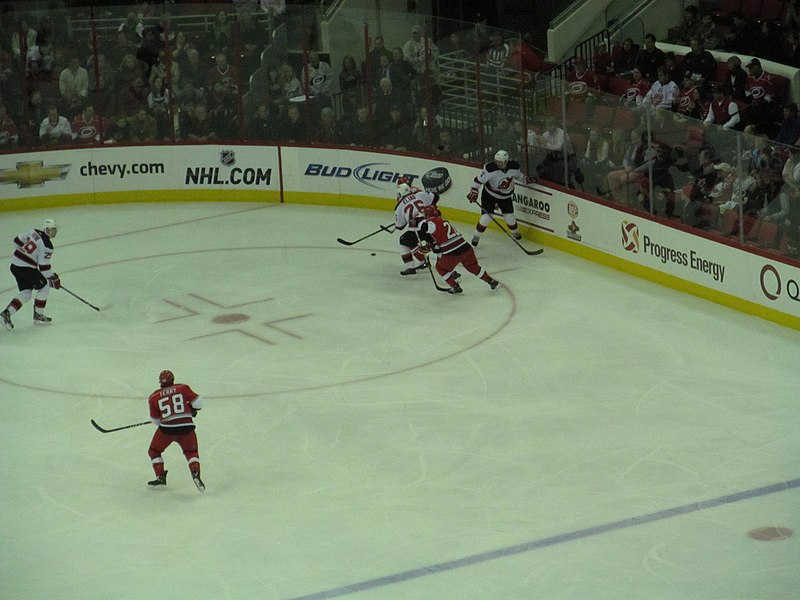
left=786, top=0, right=800, bottom=30
left=636, top=138, right=675, bottom=214
left=591, top=42, right=614, bottom=87
left=363, top=35, right=392, bottom=86
left=780, top=29, right=800, bottom=68
left=207, top=52, right=240, bottom=96
left=210, top=10, right=232, bottom=55
left=724, top=56, right=748, bottom=102
left=348, top=105, right=371, bottom=147
left=280, top=103, right=307, bottom=143
left=379, top=104, right=414, bottom=150
left=70, top=103, right=105, bottom=144
left=634, top=33, right=664, bottom=83
left=680, top=147, right=719, bottom=228
left=642, top=66, right=680, bottom=111
left=303, top=50, right=333, bottom=107
left=136, top=26, right=161, bottom=74
left=38, top=103, right=73, bottom=146
left=87, top=53, right=115, bottom=95
left=681, top=37, right=716, bottom=92
left=433, top=127, right=464, bottom=159
left=58, top=55, right=89, bottom=119
left=675, top=71, right=704, bottom=119
left=413, top=105, right=442, bottom=151
left=390, top=47, right=417, bottom=102
left=566, top=56, right=601, bottom=103
left=171, top=31, right=192, bottom=70
left=118, top=75, right=149, bottom=116
left=439, top=32, right=467, bottom=56
left=149, top=50, right=179, bottom=90
left=20, top=89, right=46, bottom=147
left=486, top=34, right=510, bottom=69
left=147, top=76, right=173, bottom=140
left=759, top=149, right=800, bottom=254
left=127, top=106, right=158, bottom=142
left=11, top=16, right=37, bottom=65
left=372, top=53, right=393, bottom=92
left=663, top=52, right=683, bottom=86
left=697, top=13, right=720, bottom=50
left=402, top=25, right=439, bottom=78
left=753, top=20, right=782, bottom=63
left=116, top=12, right=142, bottom=45
left=704, top=84, right=740, bottom=131
left=107, top=30, right=139, bottom=69
left=237, top=11, right=266, bottom=77
left=177, top=81, right=206, bottom=127
left=181, top=48, right=207, bottom=92
left=279, top=63, right=302, bottom=101
left=0, top=101, right=19, bottom=148
left=581, top=127, right=610, bottom=193
left=745, top=58, right=781, bottom=134
left=491, top=114, right=518, bottom=155
left=620, top=66, right=650, bottom=107
left=338, top=54, right=362, bottom=98
left=606, top=129, right=647, bottom=205
left=117, top=52, right=147, bottom=88
left=316, top=106, right=344, bottom=145
left=611, top=38, right=638, bottom=77
left=245, top=102, right=278, bottom=142
left=182, top=103, right=217, bottom=142
left=374, top=76, right=404, bottom=123
left=722, top=12, right=757, bottom=55
left=595, top=128, right=628, bottom=196
left=671, top=5, right=701, bottom=46
left=774, top=102, right=800, bottom=148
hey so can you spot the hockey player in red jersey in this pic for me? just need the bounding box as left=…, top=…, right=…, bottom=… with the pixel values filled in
left=147, top=370, right=205, bottom=492
left=417, top=205, right=500, bottom=294
left=467, top=149, right=535, bottom=247
left=394, top=178, right=440, bottom=275
left=1, top=219, right=61, bottom=330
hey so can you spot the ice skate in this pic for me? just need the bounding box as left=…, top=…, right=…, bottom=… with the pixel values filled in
left=192, top=471, right=205, bottom=493
left=448, top=284, right=463, bottom=294
left=0, top=310, right=13, bottom=331
left=400, top=267, right=417, bottom=276
left=148, top=470, right=167, bottom=487
left=32, top=312, right=52, bottom=325
left=512, top=230, right=522, bottom=240
left=487, top=277, right=500, bottom=290
left=471, top=235, right=479, bottom=247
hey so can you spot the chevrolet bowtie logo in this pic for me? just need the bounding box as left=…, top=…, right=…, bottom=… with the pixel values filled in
left=0, top=161, right=71, bottom=188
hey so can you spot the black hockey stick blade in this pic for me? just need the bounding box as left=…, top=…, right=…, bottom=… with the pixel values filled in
left=426, top=260, right=451, bottom=292
left=486, top=213, right=544, bottom=256
left=91, top=419, right=150, bottom=433
left=336, top=224, right=395, bottom=246
left=61, top=286, right=101, bottom=311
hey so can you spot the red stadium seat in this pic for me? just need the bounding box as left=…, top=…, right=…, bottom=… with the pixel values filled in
left=606, top=76, right=630, bottom=97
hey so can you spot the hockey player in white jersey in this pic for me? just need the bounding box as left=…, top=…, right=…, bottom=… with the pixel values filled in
left=467, top=149, right=535, bottom=246
left=1, top=219, right=61, bottom=330
left=394, top=178, right=440, bottom=275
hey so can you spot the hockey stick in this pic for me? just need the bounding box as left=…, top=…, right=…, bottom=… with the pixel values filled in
left=485, top=212, right=544, bottom=256
left=426, top=259, right=451, bottom=292
left=61, top=286, right=101, bottom=311
left=91, top=419, right=150, bottom=433
left=336, top=224, right=395, bottom=246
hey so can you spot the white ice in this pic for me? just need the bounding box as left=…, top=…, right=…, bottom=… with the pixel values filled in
left=1, top=202, right=798, bottom=600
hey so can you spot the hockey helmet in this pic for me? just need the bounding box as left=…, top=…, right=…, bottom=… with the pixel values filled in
left=159, top=370, right=175, bottom=387
left=420, top=204, right=441, bottom=219
left=42, top=218, right=58, bottom=237
left=396, top=182, right=412, bottom=200
left=494, top=150, right=509, bottom=166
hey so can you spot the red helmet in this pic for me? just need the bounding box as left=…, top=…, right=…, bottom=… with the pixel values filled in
left=420, top=204, right=441, bottom=218
left=159, top=370, right=174, bottom=387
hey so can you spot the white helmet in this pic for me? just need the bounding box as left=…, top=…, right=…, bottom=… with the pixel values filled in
left=42, top=219, right=58, bottom=237
left=396, top=182, right=411, bottom=199
left=494, top=150, right=509, bottom=165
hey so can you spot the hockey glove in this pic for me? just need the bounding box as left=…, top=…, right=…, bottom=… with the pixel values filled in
left=48, top=273, right=61, bottom=289
left=467, top=188, right=479, bottom=203
left=418, top=241, right=432, bottom=254
left=526, top=175, right=537, bottom=184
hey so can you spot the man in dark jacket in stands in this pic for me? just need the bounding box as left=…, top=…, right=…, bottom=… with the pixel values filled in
left=681, top=37, right=717, bottom=92
left=634, top=33, right=664, bottom=82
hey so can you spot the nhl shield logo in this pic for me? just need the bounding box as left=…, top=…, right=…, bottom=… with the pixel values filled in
left=220, top=150, right=236, bottom=166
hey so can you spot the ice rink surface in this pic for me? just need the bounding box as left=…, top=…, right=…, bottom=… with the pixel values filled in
left=1, top=202, right=798, bottom=600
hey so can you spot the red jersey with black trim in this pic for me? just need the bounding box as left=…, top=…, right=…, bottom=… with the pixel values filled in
left=148, top=383, right=202, bottom=429
left=745, top=71, right=776, bottom=103
left=418, top=215, right=468, bottom=255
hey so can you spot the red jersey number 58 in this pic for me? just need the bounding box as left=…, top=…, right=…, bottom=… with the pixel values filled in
left=158, top=393, right=185, bottom=418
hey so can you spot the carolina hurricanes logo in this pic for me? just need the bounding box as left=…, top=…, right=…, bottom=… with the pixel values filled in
left=311, top=73, right=327, bottom=86
left=677, top=95, right=691, bottom=110
left=621, top=221, right=640, bottom=252
left=625, top=87, right=639, bottom=100
left=749, top=85, right=766, bottom=100
left=569, top=81, right=588, bottom=94
left=0, top=131, right=10, bottom=144
left=78, top=125, right=97, bottom=139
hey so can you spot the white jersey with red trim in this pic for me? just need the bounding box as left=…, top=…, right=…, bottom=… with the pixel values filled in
left=418, top=215, right=467, bottom=255
left=11, top=228, right=55, bottom=278
left=394, top=188, right=439, bottom=230
left=148, top=383, right=203, bottom=429
left=470, top=160, right=526, bottom=200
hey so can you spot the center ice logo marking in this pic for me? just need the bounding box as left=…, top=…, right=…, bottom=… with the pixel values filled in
left=156, top=293, right=311, bottom=345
